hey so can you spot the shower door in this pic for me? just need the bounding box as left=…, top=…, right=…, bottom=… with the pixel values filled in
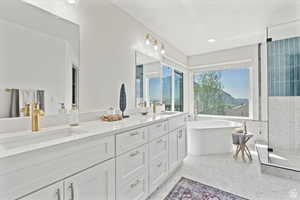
left=267, top=20, right=300, bottom=170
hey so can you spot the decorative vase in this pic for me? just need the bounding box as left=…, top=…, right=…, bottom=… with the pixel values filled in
left=119, top=83, right=129, bottom=118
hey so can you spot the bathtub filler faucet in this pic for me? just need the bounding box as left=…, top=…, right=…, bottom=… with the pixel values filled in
left=243, top=121, right=247, bottom=134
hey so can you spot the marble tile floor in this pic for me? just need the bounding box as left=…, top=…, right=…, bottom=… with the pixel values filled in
left=148, top=153, right=300, bottom=200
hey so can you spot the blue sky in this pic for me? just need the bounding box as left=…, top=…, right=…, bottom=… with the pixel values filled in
left=149, top=77, right=161, bottom=102
left=220, top=68, right=249, bottom=99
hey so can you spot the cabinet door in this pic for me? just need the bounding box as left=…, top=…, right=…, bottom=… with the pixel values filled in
left=20, top=182, right=63, bottom=200
left=149, top=153, right=168, bottom=194
left=178, top=127, right=187, bottom=161
left=168, top=130, right=179, bottom=173
left=65, top=159, right=115, bottom=200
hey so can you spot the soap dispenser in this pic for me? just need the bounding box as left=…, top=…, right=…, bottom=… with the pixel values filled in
left=70, top=104, right=79, bottom=126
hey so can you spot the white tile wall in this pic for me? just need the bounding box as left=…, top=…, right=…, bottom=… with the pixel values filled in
left=269, top=97, right=300, bottom=153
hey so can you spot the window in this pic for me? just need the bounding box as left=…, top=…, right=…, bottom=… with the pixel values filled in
left=174, top=70, right=184, bottom=111
left=135, top=64, right=143, bottom=101
left=162, top=66, right=172, bottom=111
left=268, top=37, right=300, bottom=96
left=193, top=68, right=250, bottom=117
left=149, top=77, right=161, bottom=103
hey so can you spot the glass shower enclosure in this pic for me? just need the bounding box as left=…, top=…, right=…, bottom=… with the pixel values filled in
left=267, top=20, right=300, bottom=170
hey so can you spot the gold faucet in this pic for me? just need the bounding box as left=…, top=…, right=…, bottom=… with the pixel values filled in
left=31, top=103, right=44, bottom=132
left=21, top=104, right=31, bottom=117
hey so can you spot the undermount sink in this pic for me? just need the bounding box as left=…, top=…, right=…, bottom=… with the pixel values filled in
left=0, top=127, right=88, bottom=150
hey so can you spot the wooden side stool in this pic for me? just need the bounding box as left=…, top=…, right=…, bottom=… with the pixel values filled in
left=232, top=133, right=253, bottom=161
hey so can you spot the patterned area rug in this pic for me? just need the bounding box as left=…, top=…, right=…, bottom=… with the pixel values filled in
left=164, top=177, right=248, bottom=200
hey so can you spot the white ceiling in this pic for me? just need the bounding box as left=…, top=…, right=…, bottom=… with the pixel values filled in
left=110, top=0, right=300, bottom=56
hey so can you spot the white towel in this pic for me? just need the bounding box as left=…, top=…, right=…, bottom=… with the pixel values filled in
left=19, top=89, right=36, bottom=116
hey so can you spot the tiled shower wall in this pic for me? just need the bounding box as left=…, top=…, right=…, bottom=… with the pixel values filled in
left=269, top=97, right=300, bottom=153
left=268, top=36, right=300, bottom=153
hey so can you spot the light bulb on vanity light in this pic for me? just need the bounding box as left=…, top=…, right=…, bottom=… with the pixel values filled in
left=145, top=34, right=151, bottom=45
left=153, top=40, right=159, bottom=51
left=66, top=0, right=78, bottom=4
left=160, top=44, right=166, bottom=55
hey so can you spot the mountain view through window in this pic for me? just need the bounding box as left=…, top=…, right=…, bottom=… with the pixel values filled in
left=194, top=68, right=249, bottom=117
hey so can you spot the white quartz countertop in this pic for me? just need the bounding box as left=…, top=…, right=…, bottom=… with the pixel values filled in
left=0, top=112, right=186, bottom=159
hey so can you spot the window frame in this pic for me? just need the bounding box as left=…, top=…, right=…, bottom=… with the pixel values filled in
left=174, top=70, right=184, bottom=112
left=191, top=64, right=254, bottom=119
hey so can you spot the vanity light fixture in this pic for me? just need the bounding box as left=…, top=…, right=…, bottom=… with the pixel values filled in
left=145, top=34, right=151, bottom=45
left=208, top=38, right=216, bottom=43
left=161, top=44, right=166, bottom=55
left=144, top=33, right=166, bottom=55
left=66, top=0, right=78, bottom=5
left=153, top=40, right=159, bottom=51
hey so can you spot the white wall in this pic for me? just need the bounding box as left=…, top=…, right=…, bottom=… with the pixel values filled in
left=23, top=0, right=188, bottom=113
left=78, top=1, right=187, bottom=112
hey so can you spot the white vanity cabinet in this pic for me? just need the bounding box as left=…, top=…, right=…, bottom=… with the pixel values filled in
left=64, top=159, right=115, bottom=200
left=148, top=135, right=169, bottom=193
left=20, top=159, right=115, bottom=200
left=169, top=130, right=180, bottom=172
left=178, top=127, right=188, bottom=161
left=11, top=114, right=188, bottom=200
left=115, top=115, right=187, bottom=200
left=20, top=182, right=63, bottom=200
left=148, top=121, right=169, bottom=141
left=116, top=127, right=148, bottom=155
left=168, top=126, right=187, bottom=173
left=116, top=133, right=149, bottom=200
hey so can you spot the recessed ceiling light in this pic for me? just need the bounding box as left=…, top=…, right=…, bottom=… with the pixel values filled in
left=208, top=39, right=216, bottom=43
left=67, top=0, right=77, bottom=4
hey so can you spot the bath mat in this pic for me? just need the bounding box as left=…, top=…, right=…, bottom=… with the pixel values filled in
left=164, top=177, right=248, bottom=200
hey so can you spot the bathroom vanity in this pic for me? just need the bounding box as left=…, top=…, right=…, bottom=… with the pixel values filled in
left=0, top=113, right=187, bottom=200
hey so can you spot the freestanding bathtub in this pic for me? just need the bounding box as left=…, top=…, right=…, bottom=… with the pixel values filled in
left=187, top=120, right=242, bottom=155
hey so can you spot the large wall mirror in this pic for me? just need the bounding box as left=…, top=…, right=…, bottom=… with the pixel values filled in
left=135, top=51, right=184, bottom=112
left=0, top=0, right=80, bottom=118
left=135, top=51, right=162, bottom=107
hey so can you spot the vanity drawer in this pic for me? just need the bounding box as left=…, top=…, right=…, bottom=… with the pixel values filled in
left=116, top=145, right=148, bottom=185
left=148, top=121, right=168, bottom=141
left=149, top=135, right=168, bottom=161
left=116, top=127, right=148, bottom=155
left=117, top=170, right=148, bottom=200
left=0, top=135, right=115, bottom=200
left=169, top=115, right=187, bottom=132
left=149, top=153, right=168, bottom=193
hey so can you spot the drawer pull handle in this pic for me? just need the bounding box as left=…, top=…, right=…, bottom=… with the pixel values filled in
left=69, top=183, right=74, bottom=200
left=130, top=132, right=139, bottom=136
left=130, top=151, right=139, bottom=157
left=56, top=188, right=61, bottom=200
left=130, top=179, right=140, bottom=188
